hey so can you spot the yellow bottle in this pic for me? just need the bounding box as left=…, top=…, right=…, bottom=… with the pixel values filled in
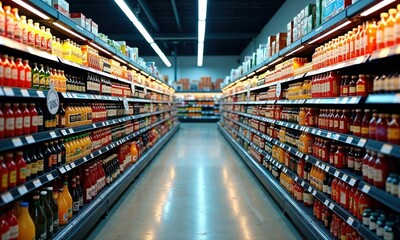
left=57, top=185, right=69, bottom=225
left=17, top=201, right=35, bottom=240
left=33, top=22, right=41, bottom=49
left=61, top=70, right=67, bottom=92
left=56, top=38, right=63, bottom=57
left=63, top=39, right=72, bottom=61
left=45, top=28, right=52, bottom=53
left=27, top=19, right=35, bottom=47
left=11, top=8, right=22, bottom=42
left=20, top=15, right=28, bottom=45
left=64, top=138, right=71, bottom=163
left=39, top=26, right=46, bottom=50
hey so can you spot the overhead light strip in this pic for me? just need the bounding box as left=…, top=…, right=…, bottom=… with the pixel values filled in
left=286, top=45, right=305, bottom=56
left=255, top=65, right=268, bottom=73
left=53, top=22, right=86, bottom=41
left=308, top=20, right=352, bottom=44
left=114, top=0, right=171, bottom=67
left=268, top=57, right=283, bottom=66
left=360, top=0, right=396, bottom=16
left=197, top=0, right=207, bottom=67
left=12, top=0, right=50, bottom=20
left=89, top=42, right=112, bottom=55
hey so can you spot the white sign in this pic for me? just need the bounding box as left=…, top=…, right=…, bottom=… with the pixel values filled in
left=46, top=87, right=59, bottom=115
left=123, top=97, right=129, bottom=112
left=276, top=82, right=282, bottom=98
left=131, top=81, right=135, bottom=95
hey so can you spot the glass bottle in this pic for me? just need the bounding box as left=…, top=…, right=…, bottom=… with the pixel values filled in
left=46, top=187, right=59, bottom=233
left=40, top=191, right=53, bottom=238
left=29, top=193, right=47, bottom=240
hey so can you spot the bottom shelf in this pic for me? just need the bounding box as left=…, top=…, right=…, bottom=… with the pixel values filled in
left=178, top=116, right=220, bottom=122
left=218, top=123, right=331, bottom=240
left=53, top=123, right=180, bottom=239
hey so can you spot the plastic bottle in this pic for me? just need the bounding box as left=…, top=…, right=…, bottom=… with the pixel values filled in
left=20, top=15, right=27, bottom=45
left=11, top=8, right=21, bottom=42
left=377, top=13, right=389, bottom=50
left=385, top=8, right=397, bottom=47
left=28, top=103, right=38, bottom=134
left=15, top=151, right=26, bottom=185
left=33, top=22, right=41, bottom=49
left=17, top=202, right=35, bottom=240
left=0, top=2, right=5, bottom=36
left=4, top=6, right=14, bottom=39
left=12, top=103, right=22, bottom=137
left=23, top=60, right=31, bottom=89
left=56, top=185, right=68, bottom=226
left=27, top=19, right=35, bottom=47
left=15, top=58, right=24, bottom=88
left=45, top=28, right=52, bottom=53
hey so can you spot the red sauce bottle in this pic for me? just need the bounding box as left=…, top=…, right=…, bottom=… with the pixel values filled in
left=23, top=60, right=31, bottom=89
left=348, top=186, right=356, bottom=215
left=362, top=150, right=370, bottom=181
left=9, top=56, right=17, bottom=87
left=12, top=103, right=22, bottom=137
left=0, top=105, right=4, bottom=138
left=321, top=140, right=330, bottom=162
left=3, top=103, right=14, bottom=138
left=0, top=155, right=8, bottom=192
left=328, top=109, right=335, bottom=131
left=0, top=214, right=10, bottom=240
left=305, top=108, right=315, bottom=127
left=369, top=110, right=378, bottom=139
left=357, top=192, right=372, bottom=220
left=334, top=145, right=346, bottom=169
left=373, top=153, right=388, bottom=189
left=15, top=151, right=26, bottom=185
left=29, top=103, right=38, bottom=133
left=339, top=110, right=350, bottom=134
left=21, top=103, right=30, bottom=135
left=6, top=208, right=18, bottom=240
left=0, top=56, right=4, bottom=86
left=349, top=75, right=357, bottom=96
left=361, top=109, right=371, bottom=138
left=347, top=147, right=355, bottom=171
left=2, top=54, right=11, bottom=87
left=329, top=143, right=337, bottom=165
left=334, top=109, right=341, bottom=133
left=367, top=151, right=377, bottom=184
left=376, top=113, right=389, bottom=142
left=356, top=74, right=368, bottom=96
left=352, top=109, right=363, bottom=137
left=15, top=58, right=24, bottom=88
left=353, top=189, right=361, bottom=218
left=5, top=153, right=16, bottom=189
left=387, top=113, right=400, bottom=145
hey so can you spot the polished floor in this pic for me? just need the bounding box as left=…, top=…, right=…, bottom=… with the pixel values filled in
left=87, top=123, right=302, bottom=240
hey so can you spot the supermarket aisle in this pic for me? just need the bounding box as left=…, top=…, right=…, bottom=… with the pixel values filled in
left=87, top=123, right=301, bottom=240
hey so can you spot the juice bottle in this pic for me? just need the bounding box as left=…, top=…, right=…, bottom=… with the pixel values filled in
left=388, top=114, right=400, bottom=145
left=396, top=4, right=400, bottom=44
left=365, top=20, right=377, bottom=54
left=4, top=6, right=14, bottom=39
left=13, top=103, right=22, bottom=137
left=385, top=8, right=397, bottom=47
left=20, top=15, right=27, bottom=44
left=0, top=2, right=5, bottom=36
left=56, top=184, right=68, bottom=225
left=9, top=56, right=18, bottom=87
left=46, top=187, right=59, bottom=233
left=17, top=202, right=35, bottom=240
left=350, top=28, right=357, bottom=59
left=11, top=8, right=21, bottom=42
left=377, top=13, right=389, bottom=50
left=355, top=24, right=363, bottom=57
left=45, top=28, right=52, bottom=53
left=3, top=54, right=11, bottom=87
left=27, top=19, right=35, bottom=47
left=376, top=113, right=389, bottom=142
left=33, top=22, right=41, bottom=49
left=40, top=26, right=46, bottom=51
left=31, top=63, right=39, bottom=89
left=60, top=70, right=67, bottom=92
left=38, top=64, right=45, bottom=90
left=15, top=150, right=26, bottom=186
left=62, top=180, right=73, bottom=219
left=29, top=103, right=38, bottom=133
left=62, top=39, right=72, bottom=61
left=16, top=58, right=24, bottom=88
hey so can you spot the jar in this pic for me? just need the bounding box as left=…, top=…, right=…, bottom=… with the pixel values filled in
left=362, top=208, right=371, bottom=226
left=377, top=215, right=386, bottom=238
left=369, top=212, right=379, bottom=231
left=339, top=109, right=350, bottom=134
left=361, top=109, right=371, bottom=138
left=383, top=221, right=395, bottom=240
left=356, top=74, right=369, bottom=96
left=352, top=109, right=363, bottom=137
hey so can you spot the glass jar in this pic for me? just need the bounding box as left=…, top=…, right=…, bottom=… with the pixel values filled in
left=362, top=208, right=371, bottom=226
left=383, top=221, right=395, bottom=240
left=369, top=212, right=379, bottom=231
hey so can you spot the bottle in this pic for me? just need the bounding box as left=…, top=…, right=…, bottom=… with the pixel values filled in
left=36, top=146, right=44, bottom=176
left=40, top=191, right=53, bottom=239
left=46, top=187, right=58, bottom=233
left=20, top=15, right=27, bottom=44
left=376, top=113, right=389, bottom=142
left=29, top=150, right=37, bottom=180
left=0, top=2, right=5, bottom=36
left=369, top=110, right=378, bottom=139
left=5, top=153, right=16, bottom=189
left=29, top=193, right=47, bottom=240
left=56, top=185, right=68, bottom=226
left=76, top=176, right=83, bottom=208
left=38, top=64, right=45, bottom=90
left=43, top=142, right=52, bottom=173
left=33, top=22, right=41, bottom=49
left=15, top=151, right=26, bottom=185
left=365, top=20, right=378, bottom=54
left=388, top=114, right=400, bottom=145
left=5, top=207, right=18, bottom=240
left=83, top=168, right=92, bottom=203
left=4, top=5, right=14, bottom=39
left=59, top=139, right=66, bottom=165
left=21, top=103, right=30, bottom=135
left=11, top=8, right=21, bottom=42
left=57, top=103, right=66, bottom=128
left=385, top=9, right=397, bottom=47
left=17, top=202, right=35, bottom=240
left=377, top=13, right=389, bottom=50
left=61, top=181, right=72, bottom=219
left=0, top=155, right=8, bottom=192
left=71, top=178, right=80, bottom=215
left=374, top=153, right=389, bottom=189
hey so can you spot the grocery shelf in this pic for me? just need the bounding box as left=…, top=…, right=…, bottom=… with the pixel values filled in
left=305, top=55, right=370, bottom=77
left=365, top=94, right=400, bottom=104
left=369, top=43, right=400, bottom=62
left=0, top=170, right=59, bottom=206
left=53, top=123, right=180, bottom=240
left=224, top=124, right=379, bottom=240
left=218, top=124, right=332, bottom=240
left=178, top=116, right=220, bottom=122
left=0, top=87, right=47, bottom=98
left=223, top=100, right=276, bottom=105
left=364, top=139, right=400, bottom=159
left=0, top=130, right=61, bottom=153
left=60, top=91, right=173, bottom=104
left=223, top=114, right=400, bottom=213
left=275, top=96, right=363, bottom=105
left=175, top=90, right=222, bottom=93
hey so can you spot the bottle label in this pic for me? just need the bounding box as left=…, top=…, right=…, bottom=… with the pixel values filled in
left=6, top=117, right=14, bottom=131
left=9, top=170, right=16, bottom=184
left=0, top=16, right=4, bottom=35
left=0, top=117, right=4, bottom=131
left=51, top=154, right=57, bottom=166
left=15, top=116, right=22, bottom=130
left=388, top=128, right=400, bottom=142
left=327, top=186, right=332, bottom=195
left=384, top=232, right=394, bottom=240
left=86, top=188, right=92, bottom=200
left=4, top=66, right=11, bottom=80
left=39, top=74, right=46, bottom=87
left=1, top=231, right=10, bottom=240
left=348, top=157, right=354, bottom=168
left=385, top=27, right=395, bottom=43
left=340, top=192, right=346, bottom=205
left=11, top=68, right=17, bottom=81
left=35, top=34, right=41, bottom=48
left=9, top=225, right=18, bottom=239
left=31, top=162, right=37, bottom=175
left=23, top=116, right=31, bottom=129
left=377, top=227, right=384, bottom=236
left=63, top=212, right=68, bottom=222
left=374, top=168, right=383, bottom=183
left=73, top=201, right=80, bottom=212
left=6, top=20, right=14, bottom=38
left=354, top=159, right=362, bottom=171
left=356, top=84, right=365, bottom=94
left=26, top=71, right=31, bottom=83
left=32, top=115, right=38, bottom=127
left=37, top=159, right=44, bottom=172
left=1, top=174, right=8, bottom=188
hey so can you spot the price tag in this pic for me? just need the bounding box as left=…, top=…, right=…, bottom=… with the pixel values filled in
left=380, top=144, right=393, bottom=155
left=324, top=200, right=329, bottom=206
left=3, top=87, right=14, bottom=96
left=341, top=97, right=348, bottom=104
left=334, top=171, right=340, bottom=177
left=61, top=130, right=67, bottom=135
left=21, top=89, right=29, bottom=97
left=308, top=187, right=312, bottom=192
left=301, top=181, right=305, bottom=187
left=83, top=157, right=88, bottom=162
left=305, top=127, right=310, bottom=132
left=329, top=203, right=335, bottom=210
left=327, top=132, right=332, bottom=138
left=341, top=174, right=348, bottom=182
left=99, top=150, right=102, bottom=155
left=349, top=178, right=356, bottom=186
left=321, top=164, right=326, bottom=170
left=304, top=155, right=309, bottom=161
left=357, top=138, right=367, bottom=147
left=350, top=97, right=358, bottom=104
left=346, top=217, right=354, bottom=226
left=12, top=138, right=22, bottom=147
left=325, top=166, right=330, bottom=172
left=346, top=137, right=353, bottom=144
left=362, top=184, right=371, bottom=193
left=46, top=174, right=54, bottom=181
left=25, top=135, right=35, bottom=144
left=102, top=122, right=106, bottom=126
left=316, top=161, right=320, bottom=167
left=295, top=176, right=299, bottom=181
left=333, top=134, right=340, bottom=140
left=59, top=167, right=66, bottom=174
left=317, top=130, right=322, bottom=135
left=379, top=47, right=390, bottom=59
left=90, top=153, right=94, bottom=158
left=17, top=185, right=28, bottom=195
left=69, top=129, right=74, bottom=134
left=33, top=179, right=41, bottom=188
left=312, top=129, right=316, bottom=134
left=1, top=192, right=13, bottom=203
left=65, top=165, right=71, bottom=171
left=288, top=147, right=291, bottom=152
left=312, top=190, right=317, bottom=196
left=92, top=124, right=97, bottom=128
left=50, top=131, right=57, bottom=138
left=106, top=146, right=109, bottom=151
left=334, top=98, right=340, bottom=104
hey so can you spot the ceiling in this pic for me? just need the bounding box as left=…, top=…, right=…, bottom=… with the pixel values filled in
left=68, top=0, right=285, bottom=57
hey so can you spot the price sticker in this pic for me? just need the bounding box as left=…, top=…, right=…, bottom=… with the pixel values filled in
left=92, top=124, right=97, bottom=128
left=20, top=89, right=29, bottom=97
left=357, top=138, right=367, bottom=147
left=65, top=165, right=71, bottom=171
left=312, top=190, right=317, bottom=196
left=329, top=203, right=335, bottom=210
left=324, top=200, right=329, bottom=206
left=341, top=174, right=348, bottom=182
left=362, top=184, right=371, bottom=193
left=61, top=130, right=67, bottom=135
left=304, top=155, right=309, bottom=161
left=305, top=127, right=310, bottom=132
left=83, top=157, right=88, bottom=162
left=308, top=187, right=312, bottom=192
left=334, top=171, right=340, bottom=177
left=33, top=179, right=41, bottom=188
left=99, top=150, right=102, bottom=155
left=288, top=147, right=291, bottom=152
left=59, top=167, right=66, bottom=174
left=349, top=178, right=356, bottom=186
left=46, top=174, right=54, bottom=181
left=69, top=129, right=74, bottom=134
left=1, top=192, right=13, bottom=203
left=312, top=129, right=316, bottom=134
left=70, top=162, right=76, bottom=168
left=17, top=185, right=28, bottom=195
left=295, top=176, right=299, bottom=181
left=90, top=153, right=94, bottom=158
left=321, top=164, right=326, bottom=170
left=380, top=144, right=393, bottom=155
left=327, top=132, right=332, bottom=138
left=12, top=138, right=22, bottom=147
left=346, top=217, right=354, bottom=226
left=346, top=137, right=353, bottom=144
left=325, top=166, right=330, bottom=172
left=301, top=181, right=305, bottom=187
left=106, top=146, right=109, bottom=151
left=3, top=87, right=14, bottom=96
left=350, top=97, right=358, bottom=104
left=50, top=131, right=57, bottom=138
left=334, top=98, right=340, bottom=104
left=334, top=134, right=340, bottom=140
left=25, top=135, right=35, bottom=144
left=317, top=130, right=322, bottom=135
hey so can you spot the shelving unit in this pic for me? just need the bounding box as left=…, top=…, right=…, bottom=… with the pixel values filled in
left=175, top=91, right=222, bottom=122
left=219, top=0, right=400, bottom=239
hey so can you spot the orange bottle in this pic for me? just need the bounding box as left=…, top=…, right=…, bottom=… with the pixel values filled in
left=56, top=185, right=69, bottom=225
left=377, top=12, right=389, bottom=50
left=396, top=4, right=400, bottom=44
left=355, top=25, right=363, bottom=57
left=17, top=202, right=35, bottom=240
left=0, top=2, right=5, bottom=36
left=385, top=8, right=397, bottom=47
left=61, top=181, right=72, bottom=219
left=365, top=20, right=378, bottom=54
left=11, top=8, right=21, bottom=42
left=350, top=28, right=357, bottom=59
left=346, top=31, right=353, bottom=60
left=4, top=6, right=13, bottom=39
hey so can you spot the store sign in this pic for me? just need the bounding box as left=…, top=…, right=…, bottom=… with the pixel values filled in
left=47, top=87, right=59, bottom=115
left=123, top=97, right=129, bottom=111
left=131, top=81, right=135, bottom=95
left=276, top=82, right=282, bottom=98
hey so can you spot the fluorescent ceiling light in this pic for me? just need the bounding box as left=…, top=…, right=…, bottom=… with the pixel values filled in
left=199, top=0, right=208, bottom=21
left=286, top=45, right=305, bottom=56
left=13, top=0, right=50, bottom=19
left=113, top=55, right=126, bottom=64
left=129, top=64, right=139, bottom=71
left=247, top=72, right=256, bottom=77
left=197, top=42, right=204, bottom=67
left=114, top=0, right=171, bottom=67
left=89, top=42, right=112, bottom=55
left=256, top=65, right=268, bottom=73
left=150, top=43, right=172, bottom=67
left=308, top=20, right=351, bottom=44
left=268, top=57, right=283, bottom=66
left=360, top=0, right=396, bottom=16
left=198, top=21, right=206, bottom=43
left=53, top=22, right=86, bottom=41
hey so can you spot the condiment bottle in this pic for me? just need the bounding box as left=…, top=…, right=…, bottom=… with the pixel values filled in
left=339, top=109, right=350, bottom=134
left=369, top=110, right=378, bottom=140
left=377, top=13, right=389, bottom=50
left=361, top=109, right=371, bottom=138
left=376, top=113, right=389, bottom=142
left=334, top=145, right=346, bottom=169
left=352, top=109, right=362, bottom=137
left=374, top=153, right=389, bottom=189
left=387, top=114, right=400, bottom=145
left=385, top=8, right=397, bottom=47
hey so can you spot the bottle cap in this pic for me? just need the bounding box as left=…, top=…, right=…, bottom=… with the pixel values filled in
left=20, top=202, right=29, bottom=207
left=40, top=191, right=47, bottom=195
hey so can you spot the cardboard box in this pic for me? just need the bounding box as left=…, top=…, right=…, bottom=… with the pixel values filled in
left=307, top=14, right=316, bottom=33
left=322, top=0, right=350, bottom=23
left=287, top=30, right=293, bottom=46
left=52, top=0, right=69, bottom=16
left=276, top=32, right=287, bottom=51
left=70, top=13, right=86, bottom=28
left=85, top=18, right=92, bottom=32
left=304, top=4, right=316, bottom=17
left=316, top=0, right=322, bottom=27
left=91, top=20, right=98, bottom=36
left=287, top=21, right=294, bottom=32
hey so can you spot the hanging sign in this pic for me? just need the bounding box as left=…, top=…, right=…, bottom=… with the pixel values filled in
left=46, top=87, right=59, bottom=115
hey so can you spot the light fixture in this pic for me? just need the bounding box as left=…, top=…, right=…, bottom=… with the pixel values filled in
left=255, top=65, right=268, bottom=73
left=113, top=55, right=126, bottom=64
left=114, top=0, right=171, bottom=67
left=197, top=42, right=204, bottom=67
left=53, top=22, right=86, bottom=41
left=89, top=42, right=112, bottom=55
left=13, top=0, right=50, bottom=20
left=360, top=0, right=396, bottom=16
left=247, top=72, right=256, bottom=77
left=268, top=57, right=283, bottom=66
left=286, top=45, right=305, bottom=56
left=197, top=0, right=208, bottom=67
left=308, top=20, right=352, bottom=44
left=129, top=64, right=139, bottom=71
